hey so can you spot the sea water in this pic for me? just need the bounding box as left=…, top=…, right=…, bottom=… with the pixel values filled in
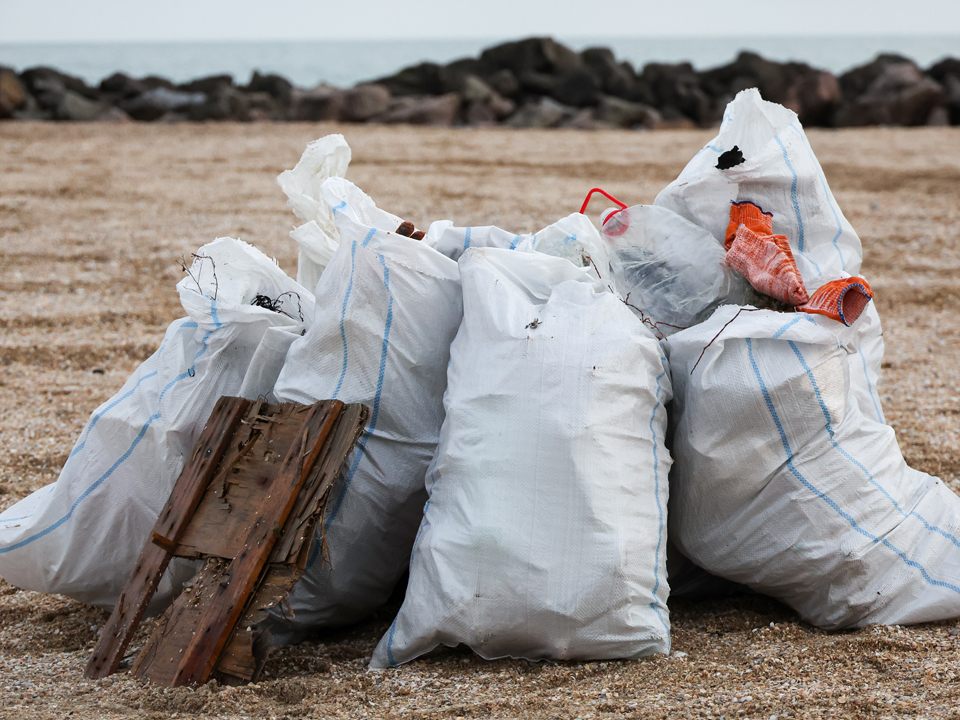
left=0, top=36, right=957, bottom=88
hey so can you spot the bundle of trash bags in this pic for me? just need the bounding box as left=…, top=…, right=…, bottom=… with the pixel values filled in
left=2, top=87, right=960, bottom=667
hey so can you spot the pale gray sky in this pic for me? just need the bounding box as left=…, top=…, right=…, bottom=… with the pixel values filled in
left=3, top=0, right=960, bottom=43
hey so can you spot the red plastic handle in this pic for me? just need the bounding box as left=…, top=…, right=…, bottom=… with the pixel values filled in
left=579, top=188, right=627, bottom=215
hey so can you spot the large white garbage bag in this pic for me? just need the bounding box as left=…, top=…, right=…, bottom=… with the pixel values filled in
left=277, top=134, right=352, bottom=291
left=371, top=247, right=672, bottom=667
left=654, top=88, right=860, bottom=292
left=0, top=238, right=313, bottom=610
left=271, top=177, right=462, bottom=633
left=666, top=307, right=960, bottom=628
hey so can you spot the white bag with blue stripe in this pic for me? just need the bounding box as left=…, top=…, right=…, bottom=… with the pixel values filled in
left=0, top=238, right=313, bottom=611
left=271, top=177, right=463, bottom=633
left=370, top=246, right=672, bottom=667
left=666, top=308, right=960, bottom=628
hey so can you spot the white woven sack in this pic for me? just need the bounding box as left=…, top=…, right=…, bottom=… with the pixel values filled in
left=429, top=212, right=610, bottom=281
left=0, top=238, right=313, bottom=611
left=666, top=307, right=960, bottom=628
left=371, top=247, right=672, bottom=667
left=278, top=134, right=352, bottom=291
left=271, top=178, right=462, bottom=633
left=654, top=88, right=861, bottom=292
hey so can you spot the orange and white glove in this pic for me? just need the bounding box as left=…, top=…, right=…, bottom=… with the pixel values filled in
left=798, top=277, right=874, bottom=326
left=726, top=224, right=810, bottom=307
left=725, top=201, right=773, bottom=250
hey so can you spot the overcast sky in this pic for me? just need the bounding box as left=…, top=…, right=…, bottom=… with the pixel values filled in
left=3, top=0, right=960, bottom=43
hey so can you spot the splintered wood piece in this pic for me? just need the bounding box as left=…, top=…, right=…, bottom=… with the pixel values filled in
left=136, top=401, right=341, bottom=687
left=214, top=403, right=370, bottom=684
left=84, top=396, right=249, bottom=680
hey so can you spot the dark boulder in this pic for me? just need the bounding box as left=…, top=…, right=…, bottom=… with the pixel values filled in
left=791, top=70, right=842, bottom=126
left=928, top=58, right=960, bottom=125
left=641, top=62, right=713, bottom=125
left=141, top=76, right=176, bottom=91
left=580, top=47, right=646, bottom=102
left=19, top=67, right=98, bottom=102
left=839, top=54, right=914, bottom=99
left=438, top=58, right=488, bottom=94
left=595, top=95, right=661, bottom=129
left=518, top=68, right=601, bottom=107
left=459, top=75, right=515, bottom=124
left=504, top=96, right=576, bottom=128
left=486, top=69, right=521, bottom=100
left=370, top=93, right=461, bottom=125
left=99, top=72, right=147, bottom=99
left=244, top=71, right=293, bottom=104
left=186, top=85, right=252, bottom=121
left=287, top=84, right=345, bottom=121
left=341, top=84, right=392, bottom=121
left=480, top=37, right=582, bottom=77
left=177, top=74, right=234, bottom=96
left=373, top=62, right=445, bottom=97
left=0, top=68, right=27, bottom=118
left=835, top=58, right=943, bottom=126
left=55, top=91, right=106, bottom=121
left=118, top=87, right=207, bottom=121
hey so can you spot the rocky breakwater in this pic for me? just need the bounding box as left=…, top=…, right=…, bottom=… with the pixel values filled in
left=1, top=37, right=959, bottom=128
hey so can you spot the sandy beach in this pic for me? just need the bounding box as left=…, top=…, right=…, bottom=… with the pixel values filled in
left=1, top=121, right=959, bottom=719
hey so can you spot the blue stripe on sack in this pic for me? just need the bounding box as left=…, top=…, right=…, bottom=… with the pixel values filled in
left=331, top=200, right=346, bottom=216
left=770, top=316, right=803, bottom=339
left=0, top=487, right=55, bottom=523
left=707, top=144, right=723, bottom=153
left=790, top=124, right=846, bottom=271
left=463, top=227, right=472, bottom=252
left=0, top=301, right=220, bottom=554
left=858, top=348, right=885, bottom=422
left=509, top=234, right=521, bottom=250
left=648, top=369, right=670, bottom=641
left=747, top=338, right=960, bottom=596
left=307, top=250, right=395, bottom=568
left=332, top=235, right=367, bottom=399
left=69, top=319, right=199, bottom=459
left=788, top=341, right=960, bottom=550
left=68, top=371, right=158, bottom=459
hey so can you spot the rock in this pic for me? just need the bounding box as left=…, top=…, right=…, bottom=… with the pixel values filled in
left=244, top=91, right=282, bottom=121
left=0, top=68, right=27, bottom=118
left=374, top=62, right=444, bottom=96
left=518, top=68, right=601, bottom=107
left=486, top=69, right=521, bottom=99
left=341, top=83, right=391, bottom=121
left=187, top=86, right=251, bottom=121
left=835, top=60, right=943, bottom=126
left=580, top=47, right=643, bottom=101
left=96, top=106, right=132, bottom=123
left=927, top=105, right=950, bottom=126
left=118, top=87, right=207, bottom=121
left=791, top=70, right=842, bottom=126
left=461, top=75, right=495, bottom=103
left=288, top=84, right=344, bottom=121
left=438, top=58, right=488, bottom=94
left=371, top=93, right=460, bottom=126
left=11, top=93, right=51, bottom=121
left=504, top=96, right=575, bottom=128
left=480, top=37, right=583, bottom=77
left=141, top=76, right=176, bottom=91
left=839, top=54, right=914, bottom=99
left=244, top=71, right=293, bottom=104
left=55, top=90, right=105, bottom=121
left=641, top=62, right=713, bottom=125
left=98, top=72, right=146, bottom=99
left=177, top=74, right=234, bottom=96
left=928, top=59, right=960, bottom=125
left=595, top=95, right=661, bottom=129
left=464, top=100, right=497, bottom=126
left=19, top=67, right=98, bottom=101
left=560, top=108, right=606, bottom=130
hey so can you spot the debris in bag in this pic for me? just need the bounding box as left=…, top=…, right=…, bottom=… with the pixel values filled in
left=371, top=246, right=672, bottom=667
left=85, top=396, right=368, bottom=687
left=0, top=238, right=314, bottom=613
left=661, top=89, right=960, bottom=628
left=599, top=201, right=752, bottom=336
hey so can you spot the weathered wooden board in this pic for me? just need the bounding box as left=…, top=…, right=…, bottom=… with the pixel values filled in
left=85, top=396, right=250, bottom=680
left=86, top=397, right=367, bottom=688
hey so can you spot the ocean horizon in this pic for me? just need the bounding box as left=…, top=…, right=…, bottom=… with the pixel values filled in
left=1, top=35, right=958, bottom=89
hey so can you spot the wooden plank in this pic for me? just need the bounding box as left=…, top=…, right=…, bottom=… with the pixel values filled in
left=84, top=396, right=249, bottom=680
left=140, top=402, right=340, bottom=686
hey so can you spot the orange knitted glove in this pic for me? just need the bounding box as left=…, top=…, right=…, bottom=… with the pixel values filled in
left=726, top=224, right=810, bottom=307
left=725, top=201, right=773, bottom=250
left=798, top=277, right=874, bottom=326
